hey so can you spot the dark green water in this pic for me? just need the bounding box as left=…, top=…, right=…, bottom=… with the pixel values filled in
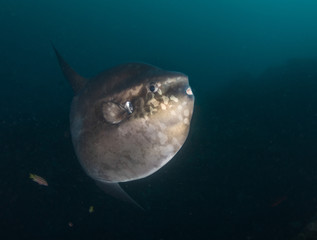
left=1, top=1, right=317, bottom=239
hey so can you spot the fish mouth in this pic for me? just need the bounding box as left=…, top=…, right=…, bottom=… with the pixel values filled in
left=186, top=86, right=193, bottom=96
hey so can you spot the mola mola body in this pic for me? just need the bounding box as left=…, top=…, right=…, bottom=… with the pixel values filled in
left=53, top=45, right=194, bottom=208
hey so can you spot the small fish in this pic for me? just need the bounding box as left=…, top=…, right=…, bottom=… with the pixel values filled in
left=271, top=196, right=287, bottom=207
left=29, top=173, right=48, bottom=186
left=89, top=206, right=94, bottom=213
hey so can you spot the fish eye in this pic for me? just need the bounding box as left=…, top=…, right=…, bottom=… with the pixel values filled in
left=149, top=82, right=158, bottom=93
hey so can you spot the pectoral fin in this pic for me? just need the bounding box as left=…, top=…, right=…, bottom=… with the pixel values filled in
left=102, top=102, right=128, bottom=124
left=95, top=181, right=144, bottom=210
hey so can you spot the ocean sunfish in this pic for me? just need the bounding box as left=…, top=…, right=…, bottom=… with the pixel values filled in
left=53, top=45, right=195, bottom=208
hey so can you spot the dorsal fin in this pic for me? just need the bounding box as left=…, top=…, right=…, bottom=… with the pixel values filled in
left=52, top=44, right=88, bottom=94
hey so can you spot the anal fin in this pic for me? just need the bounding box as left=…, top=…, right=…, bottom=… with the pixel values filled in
left=95, top=181, right=144, bottom=210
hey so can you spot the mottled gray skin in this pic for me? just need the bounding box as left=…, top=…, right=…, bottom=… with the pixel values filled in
left=70, top=63, right=194, bottom=183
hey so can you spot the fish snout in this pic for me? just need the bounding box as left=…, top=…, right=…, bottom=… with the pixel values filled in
left=171, top=75, right=194, bottom=98
left=162, top=74, right=193, bottom=97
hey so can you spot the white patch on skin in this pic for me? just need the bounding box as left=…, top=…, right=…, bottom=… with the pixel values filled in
left=178, top=115, right=183, bottom=121
left=161, top=103, right=167, bottom=110
left=184, top=109, right=189, bottom=117
left=158, top=132, right=168, bottom=144
left=182, top=101, right=187, bottom=106
left=148, top=124, right=156, bottom=132
left=118, top=121, right=137, bottom=136
left=178, top=105, right=183, bottom=110
left=170, top=95, right=179, bottom=102
left=162, top=96, right=169, bottom=105
left=148, top=98, right=159, bottom=107
left=184, top=118, right=189, bottom=125
left=146, top=123, right=158, bottom=141
left=172, top=137, right=181, bottom=147
left=157, top=89, right=162, bottom=95
left=159, top=122, right=167, bottom=130
left=150, top=106, right=157, bottom=115
left=110, top=112, right=115, bottom=117
left=166, top=78, right=176, bottom=84
left=160, top=144, right=174, bottom=156
left=171, top=110, right=176, bottom=116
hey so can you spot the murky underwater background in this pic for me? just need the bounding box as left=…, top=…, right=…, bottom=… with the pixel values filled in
left=1, top=1, right=317, bottom=239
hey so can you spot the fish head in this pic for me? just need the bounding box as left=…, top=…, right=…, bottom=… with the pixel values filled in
left=70, top=63, right=194, bottom=182
left=139, top=70, right=195, bottom=125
